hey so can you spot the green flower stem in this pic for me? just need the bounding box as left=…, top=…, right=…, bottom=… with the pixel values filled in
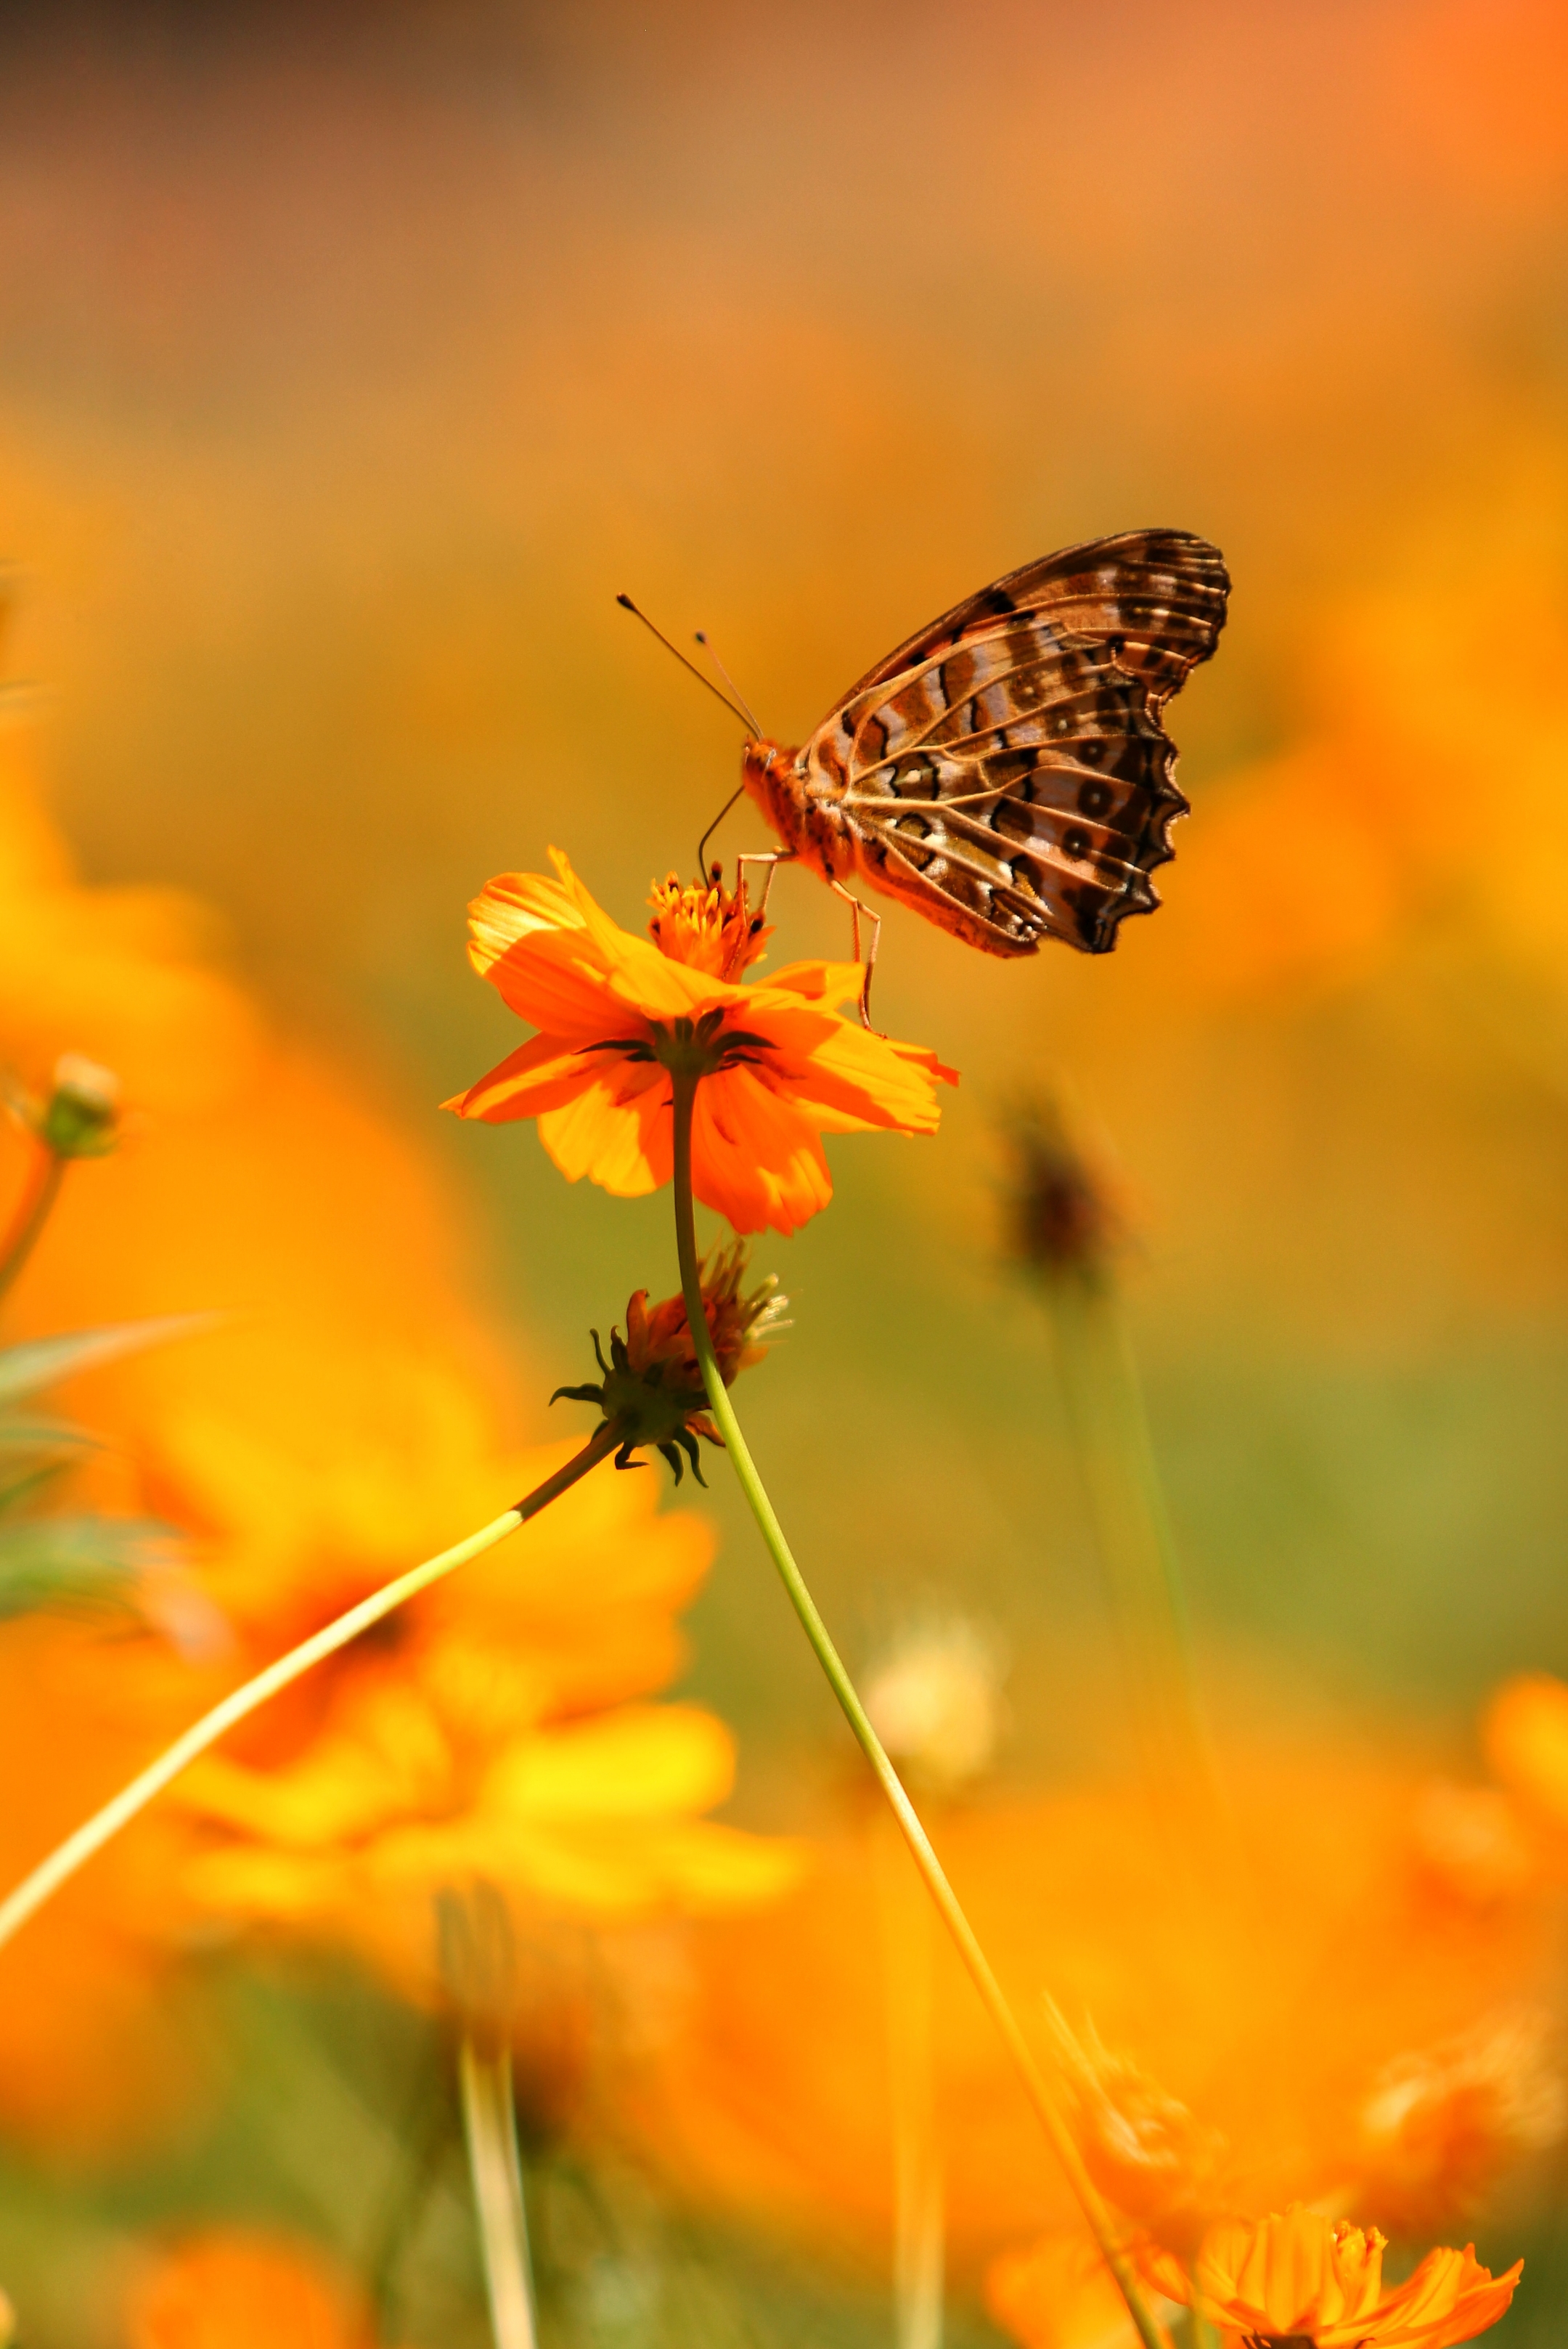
left=460, top=2032, right=539, bottom=2349
left=0, top=1141, right=64, bottom=1306
left=669, top=1074, right=1166, bottom=2349
left=1188, top=2305, right=1220, bottom=2349
left=0, top=1424, right=621, bottom=1952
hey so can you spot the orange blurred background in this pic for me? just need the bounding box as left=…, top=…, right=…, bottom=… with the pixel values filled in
left=2, top=2, right=1568, bottom=2342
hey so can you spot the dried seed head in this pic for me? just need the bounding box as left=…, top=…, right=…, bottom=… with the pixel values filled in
left=550, top=1244, right=787, bottom=1485
left=997, top=1092, right=1120, bottom=1289
left=1042, top=1999, right=1233, bottom=2256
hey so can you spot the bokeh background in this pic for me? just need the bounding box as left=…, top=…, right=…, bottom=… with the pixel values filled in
left=3, top=1, right=1568, bottom=2342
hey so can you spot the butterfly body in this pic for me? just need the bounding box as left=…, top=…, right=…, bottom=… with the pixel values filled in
left=740, top=529, right=1230, bottom=959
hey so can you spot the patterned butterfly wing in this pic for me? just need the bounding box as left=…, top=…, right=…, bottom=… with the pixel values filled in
left=793, top=529, right=1229, bottom=957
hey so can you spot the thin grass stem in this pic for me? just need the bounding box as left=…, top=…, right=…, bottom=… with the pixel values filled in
left=1047, top=1277, right=1223, bottom=1832
left=0, top=1424, right=621, bottom=1950
left=669, top=1073, right=1167, bottom=2349
left=872, top=1805, right=944, bottom=2349
left=460, top=2033, right=539, bottom=2349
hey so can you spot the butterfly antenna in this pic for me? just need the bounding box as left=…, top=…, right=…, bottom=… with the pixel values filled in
left=694, top=629, right=762, bottom=736
left=616, top=593, right=754, bottom=736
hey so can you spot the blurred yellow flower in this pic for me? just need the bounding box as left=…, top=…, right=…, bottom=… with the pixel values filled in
left=171, top=1437, right=803, bottom=1990
left=1042, top=2006, right=1232, bottom=2260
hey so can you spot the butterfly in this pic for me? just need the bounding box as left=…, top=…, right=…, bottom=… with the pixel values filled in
left=734, top=529, right=1229, bottom=993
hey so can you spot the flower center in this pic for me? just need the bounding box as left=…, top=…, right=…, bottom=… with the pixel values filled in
left=647, top=873, right=769, bottom=978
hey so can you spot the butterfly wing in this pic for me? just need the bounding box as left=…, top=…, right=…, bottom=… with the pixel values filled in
left=800, top=529, right=1230, bottom=956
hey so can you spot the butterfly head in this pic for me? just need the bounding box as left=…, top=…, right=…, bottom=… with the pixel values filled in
left=740, top=737, right=804, bottom=843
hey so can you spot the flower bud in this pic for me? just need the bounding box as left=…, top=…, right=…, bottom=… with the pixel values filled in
left=37, top=1053, right=121, bottom=1159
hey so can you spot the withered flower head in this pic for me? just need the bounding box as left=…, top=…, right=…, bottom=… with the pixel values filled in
left=1355, top=2008, right=1566, bottom=2236
left=999, top=1092, right=1120, bottom=1290
left=647, top=870, right=772, bottom=980
left=551, top=1241, right=788, bottom=1485
left=1043, top=2000, right=1231, bottom=2258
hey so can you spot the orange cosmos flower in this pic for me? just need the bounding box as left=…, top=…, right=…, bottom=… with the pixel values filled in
left=1143, top=2208, right=1521, bottom=2348
left=444, top=851, right=957, bottom=1236
left=988, top=2236, right=1180, bottom=2349
left=1482, top=1672, right=1568, bottom=1833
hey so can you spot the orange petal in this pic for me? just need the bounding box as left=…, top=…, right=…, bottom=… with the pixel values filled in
left=764, top=957, right=868, bottom=1011
left=547, top=847, right=748, bottom=1021
left=537, top=1060, right=673, bottom=1196
left=1367, top=2246, right=1523, bottom=2348
left=691, top=1066, right=833, bottom=1235
left=473, top=920, right=636, bottom=1036
left=466, top=868, right=589, bottom=973
left=476, top=1703, right=737, bottom=1822
left=746, top=998, right=957, bottom=1134
left=443, top=1030, right=604, bottom=1123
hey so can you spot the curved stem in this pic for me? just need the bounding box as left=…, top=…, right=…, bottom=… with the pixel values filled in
left=0, top=1143, right=65, bottom=1306
left=668, top=1075, right=1165, bottom=2349
left=0, top=1424, right=621, bottom=1952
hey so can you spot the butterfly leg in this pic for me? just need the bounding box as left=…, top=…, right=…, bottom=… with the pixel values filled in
left=828, top=881, right=883, bottom=1030
left=736, top=850, right=796, bottom=934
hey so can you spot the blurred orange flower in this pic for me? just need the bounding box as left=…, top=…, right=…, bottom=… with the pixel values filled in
left=1143, top=2207, right=1521, bottom=2349
left=444, top=850, right=956, bottom=1234
left=1482, top=1672, right=1568, bottom=1833
left=1354, top=2008, right=1564, bottom=2236
left=1043, top=2004, right=1232, bottom=2258
left=629, top=1737, right=1560, bottom=2269
left=987, top=2234, right=1175, bottom=2349
left=125, top=2230, right=372, bottom=2349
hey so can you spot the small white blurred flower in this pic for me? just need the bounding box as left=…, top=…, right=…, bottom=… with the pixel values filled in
left=863, top=1616, right=1007, bottom=1794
